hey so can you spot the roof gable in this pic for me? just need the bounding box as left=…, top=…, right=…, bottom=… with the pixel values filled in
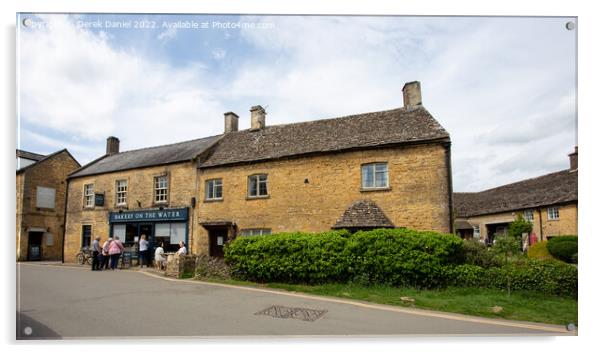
left=17, top=149, right=80, bottom=174
left=332, top=199, right=395, bottom=229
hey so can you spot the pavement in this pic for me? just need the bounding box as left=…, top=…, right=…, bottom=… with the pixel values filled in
left=16, top=262, right=575, bottom=339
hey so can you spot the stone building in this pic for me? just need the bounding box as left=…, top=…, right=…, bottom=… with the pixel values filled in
left=63, top=135, right=220, bottom=261
left=16, top=149, right=80, bottom=261
left=453, top=147, right=578, bottom=243
left=63, top=81, right=453, bottom=260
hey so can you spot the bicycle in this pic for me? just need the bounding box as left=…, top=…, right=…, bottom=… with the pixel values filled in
left=75, top=247, right=94, bottom=265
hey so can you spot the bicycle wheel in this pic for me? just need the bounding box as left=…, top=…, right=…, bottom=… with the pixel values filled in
left=86, top=255, right=94, bottom=265
left=76, top=253, right=84, bottom=265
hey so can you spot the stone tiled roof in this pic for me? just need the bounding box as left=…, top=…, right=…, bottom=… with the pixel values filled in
left=199, top=107, right=449, bottom=168
left=454, top=169, right=578, bottom=218
left=16, top=149, right=45, bottom=161
left=69, top=135, right=222, bottom=178
left=332, top=199, right=395, bottom=229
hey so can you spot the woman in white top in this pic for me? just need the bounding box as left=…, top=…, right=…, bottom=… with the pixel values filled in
left=154, top=242, right=166, bottom=270
left=176, top=241, right=187, bottom=256
left=138, top=234, right=149, bottom=268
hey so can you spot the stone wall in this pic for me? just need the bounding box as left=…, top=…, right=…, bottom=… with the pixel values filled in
left=194, top=143, right=451, bottom=255
left=17, top=151, right=80, bottom=261
left=64, top=162, right=197, bottom=262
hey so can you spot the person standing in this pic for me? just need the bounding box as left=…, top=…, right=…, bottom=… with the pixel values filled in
left=154, top=242, right=166, bottom=270
left=91, top=236, right=101, bottom=271
left=139, top=234, right=149, bottom=268
left=100, top=237, right=112, bottom=270
left=108, top=236, right=125, bottom=270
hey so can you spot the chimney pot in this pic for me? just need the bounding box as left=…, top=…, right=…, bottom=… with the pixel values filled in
left=250, top=105, right=266, bottom=130
left=569, top=146, right=578, bottom=171
left=402, top=81, right=422, bottom=109
left=106, top=136, right=120, bottom=155
left=224, top=112, right=239, bottom=133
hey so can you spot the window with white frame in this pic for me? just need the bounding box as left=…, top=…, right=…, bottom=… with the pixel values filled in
left=116, top=180, right=128, bottom=206
left=205, top=179, right=223, bottom=200
left=83, top=184, right=94, bottom=207
left=547, top=207, right=560, bottom=220
left=154, top=175, right=168, bottom=203
left=361, top=163, right=389, bottom=189
left=248, top=174, right=268, bottom=197
left=473, top=225, right=481, bottom=239
left=523, top=209, right=534, bottom=222
left=36, top=186, right=56, bottom=209
left=240, top=228, right=271, bottom=236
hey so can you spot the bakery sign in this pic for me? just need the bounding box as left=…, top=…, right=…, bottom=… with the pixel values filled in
left=109, top=207, right=189, bottom=223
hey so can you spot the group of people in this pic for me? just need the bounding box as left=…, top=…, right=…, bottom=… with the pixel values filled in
left=90, top=234, right=188, bottom=271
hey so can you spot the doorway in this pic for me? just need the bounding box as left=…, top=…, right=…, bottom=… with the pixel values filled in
left=208, top=228, right=228, bottom=257
left=27, top=232, right=43, bottom=261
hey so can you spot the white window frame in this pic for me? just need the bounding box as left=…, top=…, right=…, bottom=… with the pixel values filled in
left=154, top=175, right=168, bottom=204
left=361, top=162, right=389, bottom=189
left=116, top=179, right=128, bottom=206
left=248, top=174, right=268, bottom=198
left=84, top=184, right=94, bottom=208
left=205, top=179, right=223, bottom=200
left=240, top=228, right=272, bottom=236
left=473, top=225, right=481, bottom=239
left=547, top=207, right=560, bottom=220
left=36, top=186, right=56, bottom=209
left=523, top=209, right=534, bottom=222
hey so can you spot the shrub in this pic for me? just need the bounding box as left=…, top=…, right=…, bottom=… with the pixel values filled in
left=527, top=241, right=553, bottom=260
left=225, top=228, right=464, bottom=287
left=508, top=215, right=533, bottom=239
left=445, top=259, right=577, bottom=298
left=492, top=234, right=522, bottom=263
left=461, top=239, right=502, bottom=268
left=547, top=236, right=578, bottom=263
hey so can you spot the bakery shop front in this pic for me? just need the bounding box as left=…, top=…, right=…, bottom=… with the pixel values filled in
left=108, top=207, right=189, bottom=253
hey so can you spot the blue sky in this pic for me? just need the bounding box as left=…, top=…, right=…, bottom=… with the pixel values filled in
left=16, top=14, right=577, bottom=191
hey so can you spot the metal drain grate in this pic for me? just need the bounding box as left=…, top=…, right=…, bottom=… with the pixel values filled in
left=255, top=305, right=328, bottom=322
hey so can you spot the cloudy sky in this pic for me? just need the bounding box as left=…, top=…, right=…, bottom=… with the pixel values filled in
left=16, top=14, right=577, bottom=191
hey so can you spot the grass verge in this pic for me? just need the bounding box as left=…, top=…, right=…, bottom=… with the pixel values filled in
left=198, top=278, right=577, bottom=326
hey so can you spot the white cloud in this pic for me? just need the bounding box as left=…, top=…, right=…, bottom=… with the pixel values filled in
left=157, top=27, right=177, bottom=43
left=19, top=15, right=226, bottom=163
left=211, top=48, right=226, bottom=60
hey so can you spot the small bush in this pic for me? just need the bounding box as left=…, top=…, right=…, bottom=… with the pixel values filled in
left=547, top=236, right=578, bottom=263
left=508, top=215, right=533, bottom=239
left=527, top=241, right=553, bottom=260
left=461, top=239, right=502, bottom=268
left=492, top=235, right=522, bottom=263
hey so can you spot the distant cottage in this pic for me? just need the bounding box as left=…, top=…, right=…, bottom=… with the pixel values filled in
left=63, top=81, right=453, bottom=259
left=16, top=149, right=80, bottom=261
left=454, top=147, right=578, bottom=243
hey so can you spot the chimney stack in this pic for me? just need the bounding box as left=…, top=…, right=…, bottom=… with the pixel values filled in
left=402, top=81, right=422, bottom=109
left=106, top=136, right=120, bottom=155
left=569, top=146, right=578, bottom=171
left=250, top=105, right=266, bottom=130
left=224, top=112, right=239, bottom=133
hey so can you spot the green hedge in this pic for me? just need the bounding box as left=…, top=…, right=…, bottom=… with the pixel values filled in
left=546, top=236, right=578, bottom=263
left=444, top=259, right=577, bottom=297
left=224, top=228, right=577, bottom=297
left=225, top=228, right=464, bottom=287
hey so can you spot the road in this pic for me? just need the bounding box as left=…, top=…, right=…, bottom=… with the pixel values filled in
left=16, top=263, right=573, bottom=339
